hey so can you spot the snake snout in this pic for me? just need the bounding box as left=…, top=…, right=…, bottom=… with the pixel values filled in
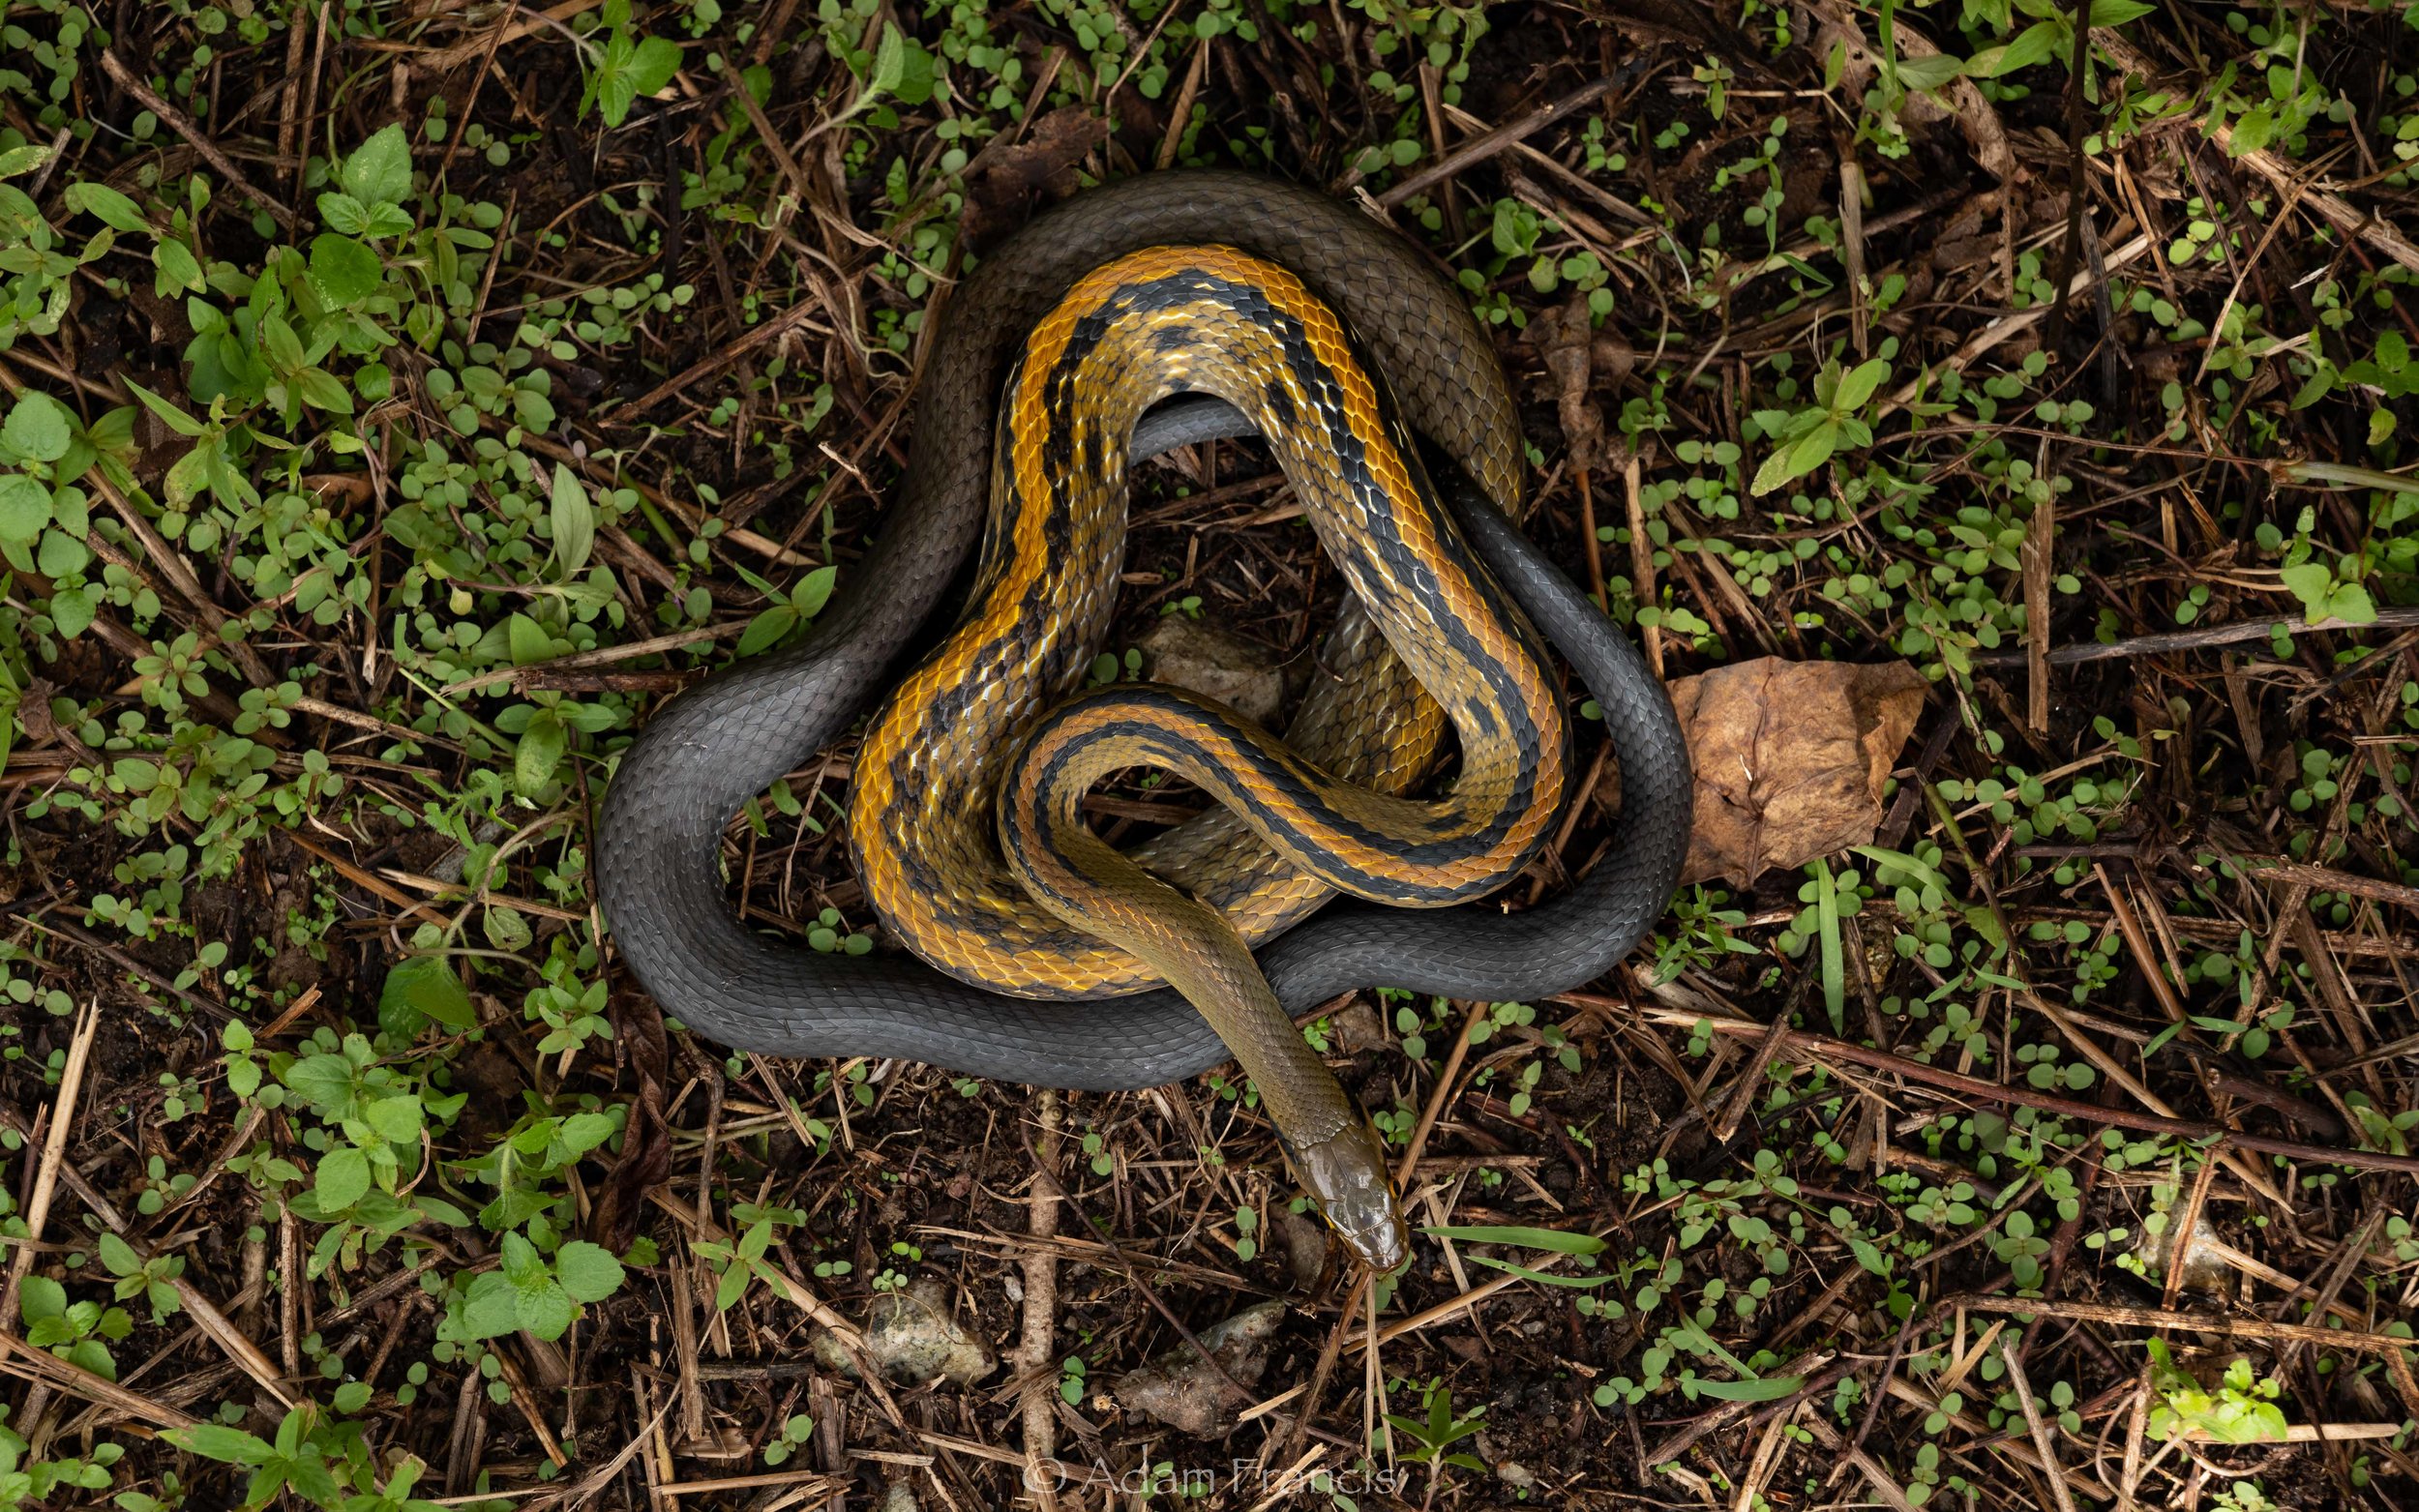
left=1286, top=1120, right=1411, bottom=1273
left=1335, top=1203, right=1412, bottom=1274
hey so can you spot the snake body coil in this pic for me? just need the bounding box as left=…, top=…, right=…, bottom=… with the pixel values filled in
left=595, top=174, right=1692, bottom=1183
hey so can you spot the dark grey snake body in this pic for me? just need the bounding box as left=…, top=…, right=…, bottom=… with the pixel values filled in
left=594, top=173, right=1691, bottom=1088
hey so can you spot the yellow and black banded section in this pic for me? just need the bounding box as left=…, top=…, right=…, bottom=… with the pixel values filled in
left=850, top=246, right=1570, bottom=1003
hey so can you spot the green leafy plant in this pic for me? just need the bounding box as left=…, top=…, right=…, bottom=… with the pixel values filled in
left=458, top=1231, right=625, bottom=1343
left=695, top=1213, right=792, bottom=1313
left=163, top=1402, right=445, bottom=1512
left=1752, top=356, right=1890, bottom=495
left=0, top=1404, right=122, bottom=1508
left=581, top=0, right=686, bottom=128
left=737, top=563, right=839, bottom=656
left=2145, top=1341, right=2289, bottom=1443
left=1386, top=1379, right=1486, bottom=1475
left=17, top=1274, right=132, bottom=1380
left=95, top=1232, right=185, bottom=1325
left=762, top=1412, right=816, bottom=1467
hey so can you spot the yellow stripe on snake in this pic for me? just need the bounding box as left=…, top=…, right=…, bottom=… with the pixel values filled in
left=848, top=247, right=1573, bottom=1267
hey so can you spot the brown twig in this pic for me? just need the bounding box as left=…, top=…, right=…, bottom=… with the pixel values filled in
left=2040, top=0, right=2095, bottom=354
left=1969, top=605, right=2419, bottom=667
left=1018, top=1089, right=1064, bottom=1512
left=1942, top=1293, right=2419, bottom=1359
left=1277, top=1266, right=1372, bottom=1468
left=98, top=51, right=299, bottom=232
left=0, top=1000, right=98, bottom=1330
left=1640, top=1009, right=2419, bottom=1177
left=1376, top=74, right=1616, bottom=208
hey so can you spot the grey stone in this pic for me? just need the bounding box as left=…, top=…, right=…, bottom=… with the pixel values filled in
left=1111, top=1300, right=1288, bottom=1436
left=1138, top=617, right=1286, bottom=728
left=808, top=1277, right=995, bottom=1388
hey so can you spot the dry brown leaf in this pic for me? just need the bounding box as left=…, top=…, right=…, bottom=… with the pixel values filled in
left=1670, top=657, right=1928, bottom=887
left=1111, top=1300, right=1285, bottom=1435
left=591, top=990, right=671, bottom=1254
left=1807, top=0, right=2013, bottom=184
left=959, top=107, right=1112, bottom=248
left=1531, top=296, right=1606, bottom=471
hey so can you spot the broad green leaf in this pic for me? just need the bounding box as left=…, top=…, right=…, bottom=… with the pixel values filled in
left=1458, top=1254, right=1617, bottom=1287
left=25, top=1318, right=75, bottom=1348
left=309, top=233, right=384, bottom=308
left=295, top=368, right=354, bottom=415
left=2089, top=0, right=2155, bottom=24
left=67, top=1336, right=118, bottom=1380
left=550, top=463, right=594, bottom=577
left=163, top=1423, right=279, bottom=1466
left=364, top=1094, right=422, bottom=1144
left=887, top=34, right=937, bottom=105
left=515, top=709, right=567, bottom=796
left=317, top=191, right=371, bottom=235
left=1968, top=18, right=2063, bottom=78
left=1894, top=54, right=1964, bottom=91
left=628, top=35, right=684, bottom=96
left=286, top=1053, right=360, bottom=1116
left=260, top=313, right=306, bottom=373
left=314, top=1145, right=372, bottom=1211
left=1692, top=1374, right=1806, bottom=1403
left=96, top=1232, right=142, bottom=1277
left=48, top=583, right=95, bottom=637
left=0, top=474, right=54, bottom=545
left=2278, top=562, right=2333, bottom=613
left=1833, top=357, right=1890, bottom=413
left=340, top=123, right=414, bottom=209
left=4, top=392, right=74, bottom=461
left=365, top=201, right=416, bottom=239
left=517, top=1277, right=576, bottom=1341
left=507, top=611, right=553, bottom=666
left=2231, top=105, right=2275, bottom=156
left=152, top=238, right=203, bottom=295
left=123, top=378, right=208, bottom=437
left=792, top=563, right=838, bottom=617
left=461, top=1271, right=521, bottom=1339
left=736, top=604, right=798, bottom=657
left=714, top=1261, right=751, bottom=1312
left=869, top=23, right=907, bottom=95
left=2324, top=581, right=2376, bottom=624
left=379, top=953, right=475, bottom=1033
left=67, top=181, right=149, bottom=233
left=554, top=1240, right=625, bottom=1303
left=0, top=143, right=54, bottom=178
left=36, top=524, right=87, bottom=578
left=499, top=1230, right=547, bottom=1287
left=484, top=904, right=532, bottom=952
left=1751, top=422, right=1838, bottom=495
left=1420, top=1225, right=1607, bottom=1256
left=18, top=1274, right=66, bottom=1322
left=559, top=1112, right=617, bottom=1154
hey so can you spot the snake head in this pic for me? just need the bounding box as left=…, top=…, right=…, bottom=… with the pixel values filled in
left=1281, top=1120, right=1411, bottom=1273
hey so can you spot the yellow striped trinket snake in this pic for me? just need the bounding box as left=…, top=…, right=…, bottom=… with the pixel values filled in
left=595, top=173, right=1692, bottom=1272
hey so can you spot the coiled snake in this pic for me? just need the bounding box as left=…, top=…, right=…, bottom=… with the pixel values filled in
left=595, top=173, right=1692, bottom=1268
